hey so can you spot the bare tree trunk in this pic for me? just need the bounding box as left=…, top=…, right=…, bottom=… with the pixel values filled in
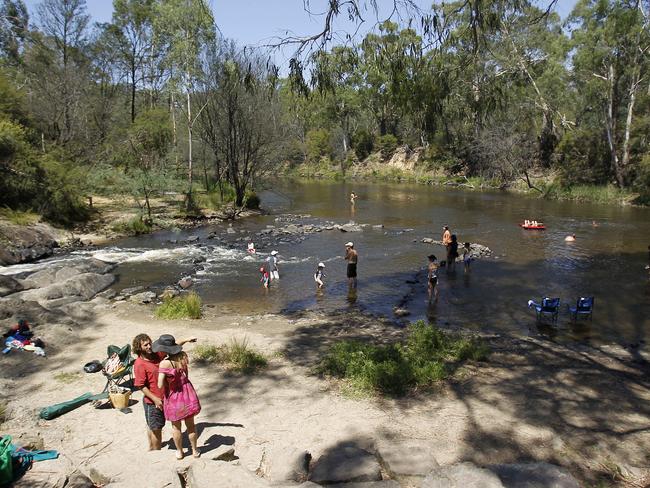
left=170, top=92, right=179, bottom=169
left=603, top=63, right=624, bottom=187
left=187, top=87, right=193, bottom=197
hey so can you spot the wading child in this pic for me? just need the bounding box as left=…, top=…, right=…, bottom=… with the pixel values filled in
left=463, top=242, right=472, bottom=272
left=260, top=264, right=270, bottom=288
left=427, top=254, right=439, bottom=303
left=314, top=262, right=325, bottom=288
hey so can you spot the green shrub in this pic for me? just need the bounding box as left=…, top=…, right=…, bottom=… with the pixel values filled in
left=320, top=321, right=488, bottom=396
left=244, top=191, right=261, bottom=209
left=193, top=338, right=267, bottom=373
left=155, top=291, right=202, bottom=319
left=374, top=134, right=398, bottom=158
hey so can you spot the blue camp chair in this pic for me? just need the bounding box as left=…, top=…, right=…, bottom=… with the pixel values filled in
left=529, top=297, right=561, bottom=324
left=568, top=297, right=594, bottom=322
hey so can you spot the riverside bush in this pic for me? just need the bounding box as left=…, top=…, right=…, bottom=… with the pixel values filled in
left=320, top=321, right=488, bottom=396
left=111, top=216, right=152, bottom=236
left=155, top=291, right=202, bottom=319
left=193, top=338, right=267, bottom=373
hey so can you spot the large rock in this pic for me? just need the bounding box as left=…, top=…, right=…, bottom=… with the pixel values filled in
left=130, top=291, right=157, bottom=304
left=376, top=440, right=439, bottom=479
left=15, top=272, right=116, bottom=306
left=22, top=260, right=115, bottom=289
left=309, top=446, right=382, bottom=485
left=260, top=445, right=310, bottom=483
left=339, top=223, right=363, bottom=233
left=0, top=275, right=24, bottom=297
left=422, top=462, right=505, bottom=488
left=0, top=222, right=59, bottom=265
left=187, top=460, right=270, bottom=488
left=488, top=462, right=580, bottom=488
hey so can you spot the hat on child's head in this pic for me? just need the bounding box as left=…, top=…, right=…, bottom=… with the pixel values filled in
left=428, top=254, right=437, bottom=261
left=345, top=242, right=354, bottom=247
left=271, top=250, right=278, bottom=256
left=318, top=262, right=325, bottom=268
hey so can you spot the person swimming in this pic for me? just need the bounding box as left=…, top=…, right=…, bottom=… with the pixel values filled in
left=247, top=242, right=256, bottom=254
left=565, top=234, right=576, bottom=242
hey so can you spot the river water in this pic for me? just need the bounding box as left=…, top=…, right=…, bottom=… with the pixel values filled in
left=3, top=180, right=649, bottom=344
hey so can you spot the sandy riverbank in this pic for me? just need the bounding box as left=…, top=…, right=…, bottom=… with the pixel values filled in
left=2, top=299, right=650, bottom=487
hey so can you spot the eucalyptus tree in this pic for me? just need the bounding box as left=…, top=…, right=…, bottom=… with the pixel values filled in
left=197, top=41, right=279, bottom=207
left=567, top=0, right=649, bottom=188
left=28, top=0, right=90, bottom=144
left=105, top=0, right=157, bottom=123
left=154, top=0, right=215, bottom=201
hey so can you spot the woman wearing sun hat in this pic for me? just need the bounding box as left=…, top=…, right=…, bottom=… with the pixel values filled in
left=314, top=262, right=325, bottom=288
left=154, top=334, right=201, bottom=460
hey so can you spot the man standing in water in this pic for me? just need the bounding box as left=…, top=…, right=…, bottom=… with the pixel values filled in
left=345, top=242, right=358, bottom=289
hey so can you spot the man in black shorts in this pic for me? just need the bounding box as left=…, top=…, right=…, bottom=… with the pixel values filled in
left=345, top=241, right=358, bottom=289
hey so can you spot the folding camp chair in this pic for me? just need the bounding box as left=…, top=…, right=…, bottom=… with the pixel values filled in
left=101, top=344, right=134, bottom=393
left=568, top=297, right=594, bottom=322
left=528, top=297, right=561, bottom=324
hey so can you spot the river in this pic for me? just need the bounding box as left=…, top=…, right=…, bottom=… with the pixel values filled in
left=2, top=179, right=649, bottom=345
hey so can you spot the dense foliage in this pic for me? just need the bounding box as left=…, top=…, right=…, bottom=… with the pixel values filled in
left=0, top=0, right=648, bottom=225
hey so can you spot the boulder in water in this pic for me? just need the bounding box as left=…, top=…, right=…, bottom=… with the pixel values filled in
left=178, top=277, right=193, bottom=289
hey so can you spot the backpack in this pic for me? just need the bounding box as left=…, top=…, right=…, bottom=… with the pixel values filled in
left=0, top=435, right=13, bottom=485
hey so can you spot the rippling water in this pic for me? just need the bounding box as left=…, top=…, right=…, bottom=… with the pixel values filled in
left=3, top=180, right=649, bottom=344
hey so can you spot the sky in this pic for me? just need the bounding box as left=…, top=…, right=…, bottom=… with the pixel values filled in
left=22, top=0, right=579, bottom=68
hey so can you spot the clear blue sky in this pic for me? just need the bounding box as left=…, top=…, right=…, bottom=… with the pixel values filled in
left=22, top=0, right=579, bottom=67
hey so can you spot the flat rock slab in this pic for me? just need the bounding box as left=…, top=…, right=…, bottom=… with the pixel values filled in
left=422, top=462, right=505, bottom=488
left=376, top=440, right=439, bottom=478
left=309, top=446, right=382, bottom=484
left=333, top=482, right=400, bottom=488
left=188, top=460, right=270, bottom=488
left=261, top=445, right=310, bottom=483
left=488, top=462, right=580, bottom=488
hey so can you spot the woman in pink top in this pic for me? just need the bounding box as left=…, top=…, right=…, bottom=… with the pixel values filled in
left=154, top=334, right=202, bottom=459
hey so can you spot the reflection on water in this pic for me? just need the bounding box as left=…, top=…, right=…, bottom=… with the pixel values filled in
left=3, top=180, right=648, bottom=345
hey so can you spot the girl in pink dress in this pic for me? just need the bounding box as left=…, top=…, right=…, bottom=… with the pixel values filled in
left=154, top=334, right=201, bottom=459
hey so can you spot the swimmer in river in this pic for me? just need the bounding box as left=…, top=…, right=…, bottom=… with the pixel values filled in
left=427, top=254, right=439, bottom=303
left=247, top=242, right=256, bottom=254
left=314, top=262, right=325, bottom=288
left=565, top=234, right=576, bottom=242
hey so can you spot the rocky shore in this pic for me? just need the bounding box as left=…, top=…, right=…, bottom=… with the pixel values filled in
left=1, top=253, right=650, bottom=487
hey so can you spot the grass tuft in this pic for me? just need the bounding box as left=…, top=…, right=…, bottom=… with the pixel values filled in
left=110, top=216, right=153, bottom=236
left=319, top=320, right=489, bottom=396
left=0, top=399, right=6, bottom=424
left=155, top=291, right=202, bottom=319
left=54, top=372, right=82, bottom=383
left=193, top=338, right=267, bottom=373
left=0, top=207, right=40, bottom=225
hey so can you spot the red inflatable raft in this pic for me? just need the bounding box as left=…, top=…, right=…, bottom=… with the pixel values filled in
left=520, top=223, right=546, bottom=230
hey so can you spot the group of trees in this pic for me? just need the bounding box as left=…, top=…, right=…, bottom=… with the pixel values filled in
left=0, top=0, right=279, bottom=224
left=0, top=0, right=648, bottom=226
left=288, top=0, right=649, bottom=199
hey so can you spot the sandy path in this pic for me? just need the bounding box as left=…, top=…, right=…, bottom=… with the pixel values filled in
left=2, top=301, right=650, bottom=487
